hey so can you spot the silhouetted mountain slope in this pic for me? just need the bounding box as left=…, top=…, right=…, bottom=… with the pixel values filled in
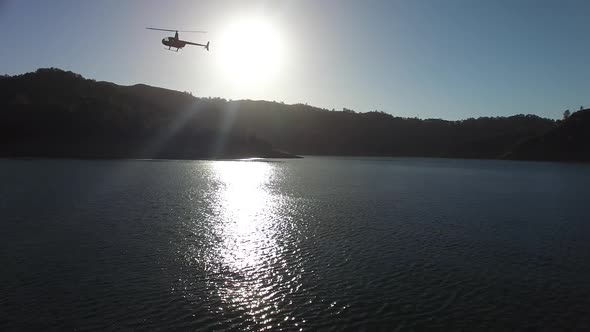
left=505, top=109, right=590, bottom=162
left=229, top=101, right=554, bottom=158
left=0, top=68, right=565, bottom=160
left=0, top=68, right=296, bottom=159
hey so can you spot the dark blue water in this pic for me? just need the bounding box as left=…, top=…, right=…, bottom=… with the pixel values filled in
left=1, top=157, right=590, bottom=331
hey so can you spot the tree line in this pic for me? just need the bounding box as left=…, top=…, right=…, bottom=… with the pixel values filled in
left=2, top=68, right=584, bottom=161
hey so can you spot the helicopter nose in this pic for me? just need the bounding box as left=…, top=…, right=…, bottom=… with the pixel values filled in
left=161, top=38, right=166, bottom=45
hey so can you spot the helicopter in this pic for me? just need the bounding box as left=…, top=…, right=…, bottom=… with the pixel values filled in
left=147, top=28, right=210, bottom=52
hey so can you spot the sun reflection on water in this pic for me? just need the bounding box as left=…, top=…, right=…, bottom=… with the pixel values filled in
left=213, top=161, right=277, bottom=271
left=202, top=160, right=303, bottom=329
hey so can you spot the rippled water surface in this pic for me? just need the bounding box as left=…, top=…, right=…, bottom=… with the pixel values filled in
left=2, top=157, right=590, bottom=331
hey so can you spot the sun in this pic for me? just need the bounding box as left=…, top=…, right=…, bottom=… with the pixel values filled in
left=216, top=17, right=285, bottom=88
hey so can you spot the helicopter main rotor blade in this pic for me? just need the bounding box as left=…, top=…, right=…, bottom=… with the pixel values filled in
left=146, top=27, right=207, bottom=33
left=146, top=27, right=176, bottom=32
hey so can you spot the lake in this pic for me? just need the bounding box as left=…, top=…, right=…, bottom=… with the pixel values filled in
left=1, top=157, right=590, bottom=331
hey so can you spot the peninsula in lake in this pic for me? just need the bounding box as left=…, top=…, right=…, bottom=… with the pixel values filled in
left=1, top=68, right=588, bottom=161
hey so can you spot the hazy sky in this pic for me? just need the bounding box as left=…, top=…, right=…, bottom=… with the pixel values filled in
left=1, top=0, right=588, bottom=119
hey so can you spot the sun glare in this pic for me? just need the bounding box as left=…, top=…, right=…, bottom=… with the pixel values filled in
left=217, top=17, right=285, bottom=88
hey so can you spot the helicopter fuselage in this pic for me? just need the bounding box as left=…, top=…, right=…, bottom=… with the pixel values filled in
left=148, top=29, right=208, bottom=51
left=162, top=37, right=186, bottom=49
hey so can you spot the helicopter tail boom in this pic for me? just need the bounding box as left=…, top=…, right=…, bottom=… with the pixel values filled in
left=183, top=40, right=210, bottom=51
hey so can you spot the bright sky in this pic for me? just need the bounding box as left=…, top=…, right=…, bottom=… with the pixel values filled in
left=0, top=0, right=588, bottom=120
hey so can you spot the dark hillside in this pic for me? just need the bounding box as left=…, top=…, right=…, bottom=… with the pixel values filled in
left=0, top=69, right=295, bottom=159
left=505, top=109, right=590, bottom=162
left=0, top=68, right=567, bottom=161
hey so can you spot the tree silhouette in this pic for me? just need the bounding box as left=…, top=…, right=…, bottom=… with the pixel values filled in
left=563, top=110, right=571, bottom=120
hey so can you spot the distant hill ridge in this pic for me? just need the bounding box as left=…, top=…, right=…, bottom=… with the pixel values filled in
left=505, top=107, right=590, bottom=161
left=1, top=68, right=587, bottom=161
